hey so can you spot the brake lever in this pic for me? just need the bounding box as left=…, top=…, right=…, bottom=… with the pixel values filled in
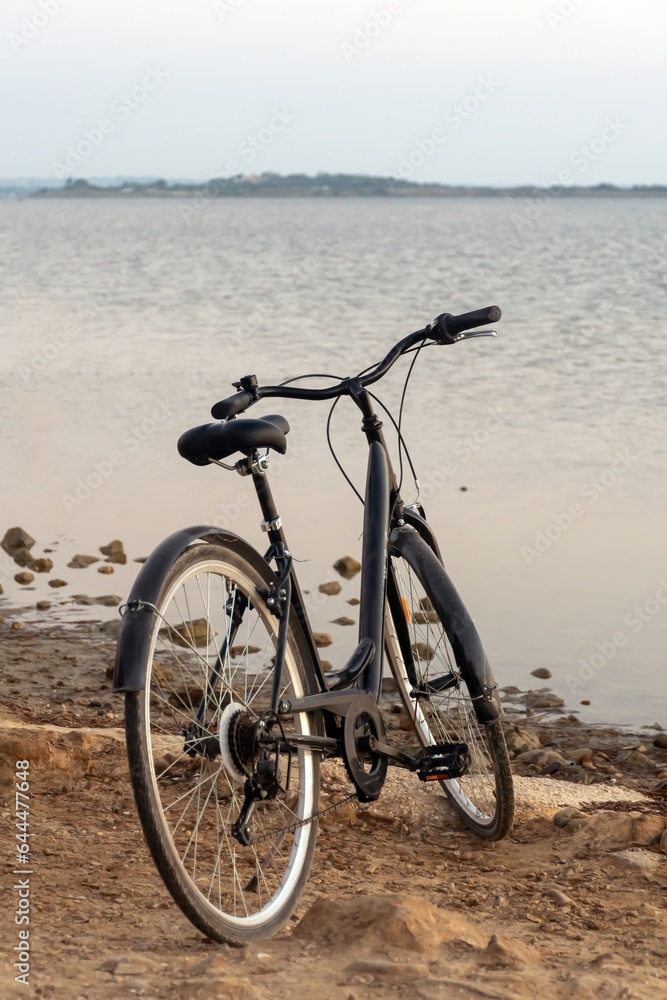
left=452, top=329, right=498, bottom=343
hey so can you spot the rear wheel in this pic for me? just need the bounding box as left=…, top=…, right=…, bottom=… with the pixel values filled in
left=124, top=543, right=322, bottom=943
left=385, top=547, right=513, bottom=840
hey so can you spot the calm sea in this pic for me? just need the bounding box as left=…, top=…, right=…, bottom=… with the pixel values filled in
left=1, top=196, right=666, bottom=726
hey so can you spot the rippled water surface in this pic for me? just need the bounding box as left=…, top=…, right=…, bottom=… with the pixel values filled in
left=1, top=197, right=666, bottom=725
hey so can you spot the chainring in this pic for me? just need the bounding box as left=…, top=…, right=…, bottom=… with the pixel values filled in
left=342, top=694, right=388, bottom=803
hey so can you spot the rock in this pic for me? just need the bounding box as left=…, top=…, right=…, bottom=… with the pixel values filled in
left=526, top=690, right=565, bottom=709
left=0, top=583, right=3, bottom=594
left=36, top=600, right=51, bottom=610
left=411, top=642, right=435, bottom=662
left=159, top=619, right=213, bottom=648
left=347, top=598, right=360, bottom=606
left=293, top=893, right=485, bottom=954
left=653, top=733, right=667, bottom=749
left=314, top=632, right=333, bottom=648
left=97, top=564, right=114, bottom=574
left=134, top=557, right=147, bottom=563
left=331, top=616, right=355, bottom=626
left=484, top=934, right=540, bottom=968
left=68, top=554, right=100, bottom=568
left=414, top=611, right=438, bottom=624
left=580, top=699, right=591, bottom=705
left=11, top=621, right=22, bottom=630
left=319, top=581, right=342, bottom=595
left=48, top=579, right=68, bottom=588
left=12, top=547, right=34, bottom=567
left=229, top=644, right=261, bottom=658
left=1, top=527, right=35, bottom=556
left=14, top=571, right=35, bottom=585
left=100, top=540, right=127, bottom=565
left=542, top=887, right=574, bottom=906
left=72, top=594, right=121, bottom=607
left=617, top=749, right=654, bottom=771
left=0, top=610, right=3, bottom=623
left=531, top=667, right=552, bottom=679
left=99, top=620, right=122, bottom=637
left=608, top=849, right=661, bottom=873
left=29, top=557, right=53, bottom=573
left=517, top=749, right=568, bottom=766
left=660, top=829, right=667, bottom=853
left=333, top=556, right=361, bottom=580
left=505, top=727, right=542, bottom=754
left=569, top=747, right=594, bottom=764
left=553, top=808, right=584, bottom=828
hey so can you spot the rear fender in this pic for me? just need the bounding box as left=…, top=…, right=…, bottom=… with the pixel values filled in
left=389, top=524, right=501, bottom=724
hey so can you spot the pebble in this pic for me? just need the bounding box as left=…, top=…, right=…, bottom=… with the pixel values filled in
left=653, top=733, right=667, bottom=749
left=99, top=540, right=127, bottom=565
left=526, top=691, right=565, bottom=709
left=1, top=526, right=35, bottom=555
left=542, top=888, right=573, bottom=906
left=553, top=808, right=584, bottom=828
left=314, top=632, right=333, bottom=647
left=318, top=581, right=342, bottom=595
left=68, top=554, right=99, bottom=568
left=347, top=598, right=360, bottom=606
left=49, top=579, right=68, bottom=588
left=11, top=621, right=23, bottom=630
left=29, top=557, right=53, bottom=573
left=36, top=600, right=51, bottom=610
left=97, top=565, right=114, bottom=574
left=333, top=555, right=361, bottom=580
left=14, top=571, right=35, bottom=585
left=331, top=616, right=355, bottom=626
left=531, top=668, right=552, bottom=679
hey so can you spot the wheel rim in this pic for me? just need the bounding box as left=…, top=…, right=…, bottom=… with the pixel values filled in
left=387, top=559, right=499, bottom=825
left=140, top=554, right=316, bottom=928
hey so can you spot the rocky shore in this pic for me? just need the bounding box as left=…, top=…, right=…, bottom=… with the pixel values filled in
left=0, top=527, right=666, bottom=997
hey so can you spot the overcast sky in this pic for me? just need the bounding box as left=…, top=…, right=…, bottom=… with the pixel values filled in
left=2, top=0, right=665, bottom=185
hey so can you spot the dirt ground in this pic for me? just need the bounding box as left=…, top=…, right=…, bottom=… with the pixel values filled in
left=1, top=614, right=666, bottom=999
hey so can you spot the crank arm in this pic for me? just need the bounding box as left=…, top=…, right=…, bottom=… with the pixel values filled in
left=364, top=736, right=418, bottom=770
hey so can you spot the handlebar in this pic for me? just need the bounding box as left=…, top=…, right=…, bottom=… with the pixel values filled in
left=211, top=305, right=501, bottom=420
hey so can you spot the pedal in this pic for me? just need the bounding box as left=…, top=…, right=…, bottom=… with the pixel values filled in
left=417, top=743, right=470, bottom=782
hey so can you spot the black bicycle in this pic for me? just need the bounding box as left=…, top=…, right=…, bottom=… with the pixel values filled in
left=113, top=304, right=514, bottom=944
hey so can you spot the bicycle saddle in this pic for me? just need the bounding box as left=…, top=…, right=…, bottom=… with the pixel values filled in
left=177, top=414, right=290, bottom=467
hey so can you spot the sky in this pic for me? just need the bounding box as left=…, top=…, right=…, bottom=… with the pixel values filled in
left=1, top=0, right=665, bottom=185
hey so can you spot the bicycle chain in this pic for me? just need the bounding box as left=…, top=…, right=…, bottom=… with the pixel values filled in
left=240, top=787, right=359, bottom=847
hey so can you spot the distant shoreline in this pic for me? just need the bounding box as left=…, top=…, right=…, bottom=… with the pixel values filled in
left=19, top=173, right=667, bottom=200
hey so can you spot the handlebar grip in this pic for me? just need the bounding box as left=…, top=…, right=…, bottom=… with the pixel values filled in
left=211, top=391, right=254, bottom=420
left=435, top=305, right=501, bottom=342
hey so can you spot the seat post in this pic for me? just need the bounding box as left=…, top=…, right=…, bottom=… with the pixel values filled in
left=250, top=457, right=285, bottom=550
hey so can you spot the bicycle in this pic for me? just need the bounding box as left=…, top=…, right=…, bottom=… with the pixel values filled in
left=113, top=303, right=514, bottom=944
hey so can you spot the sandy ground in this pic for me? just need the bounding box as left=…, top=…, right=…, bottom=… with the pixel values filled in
left=1, top=615, right=666, bottom=999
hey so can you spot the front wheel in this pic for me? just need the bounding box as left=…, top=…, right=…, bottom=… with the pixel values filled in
left=385, top=544, right=514, bottom=841
left=123, top=542, right=322, bottom=944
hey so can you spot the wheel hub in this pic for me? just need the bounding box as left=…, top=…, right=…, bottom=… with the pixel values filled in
left=219, top=702, right=258, bottom=784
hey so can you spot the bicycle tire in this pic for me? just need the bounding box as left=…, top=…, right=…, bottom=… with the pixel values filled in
left=385, top=540, right=514, bottom=840
left=124, top=542, right=323, bottom=944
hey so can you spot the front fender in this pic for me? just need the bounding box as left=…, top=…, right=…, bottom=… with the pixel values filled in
left=112, top=525, right=273, bottom=693
left=389, top=525, right=501, bottom=724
